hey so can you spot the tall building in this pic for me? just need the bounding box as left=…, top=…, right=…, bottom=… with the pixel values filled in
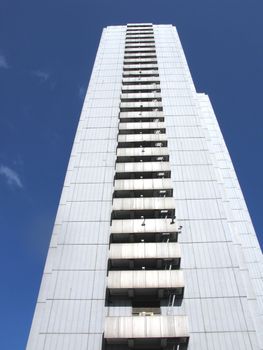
left=27, top=24, right=263, bottom=350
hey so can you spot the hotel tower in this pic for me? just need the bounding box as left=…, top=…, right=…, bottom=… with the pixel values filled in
left=26, top=24, right=263, bottom=350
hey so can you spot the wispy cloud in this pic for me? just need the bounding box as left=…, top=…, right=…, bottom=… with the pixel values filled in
left=0, top=54, right=9, bottom=69
left=79, top=86, right=86, bottom=100
left=0, top=165, right=23, bottom=189
left=32, top=70, right=50, bottom=82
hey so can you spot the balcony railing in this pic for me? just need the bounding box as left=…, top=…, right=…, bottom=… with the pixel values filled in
left=104, top=315, right=189, bottom=348
left=108, top=242, right=181, bottom=270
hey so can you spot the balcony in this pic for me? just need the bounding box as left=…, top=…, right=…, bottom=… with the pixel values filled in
left=121, top=92, right=161, bottom=99
left=111, top=197, right=175, bottom=220
left=124, top=57, right=157, bottom=63
left=125, top=39, right=155, bottom=44
left=114, top=178, right=173, bottom=199
left=126, top=30, right=154, bottom=34
left=118, top=134, right=167, bottom=148
left=122, top=76, right=160, bottom=84
left=123, top=66, right=158, bottom=72
left=112, top=197, right=175, bottom=211
left=119, top=111, right=164, bottom=121
left=110, top=218, right=180, bottom=243
left=125, top=43, right=155, bottom=47
left=108, top=242, right=181, bottom=270
left=120, top=101, right=162, bottom=110
left=119, top=121, right=164, bottom=130
left=123, top=70, right=158, bottom=77
left=125, top=48, right=155, bottom=54
left=117, top=146, right=168, bottom=158
left=124, top=52, right=156, bottom=57
left=116, top=147, right=169, bottom=163
left=107, top=270, right=184, bottom=299
left=115, top=178, right=172, bottom=190
left=115, top=161, right=171, bottom=180
left=104, top=315, right=189, bottom=349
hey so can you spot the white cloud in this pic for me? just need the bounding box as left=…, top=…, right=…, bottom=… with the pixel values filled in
left=32, top=70, right=50, bottom=82
left=0, top=165, right=23, bottom=189
left=79, top=86, right=86, bottom=100
left=0, top=54, right=9, bottom=69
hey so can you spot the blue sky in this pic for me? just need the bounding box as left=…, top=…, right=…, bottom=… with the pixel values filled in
left=0, top=0, right=262, bottom=348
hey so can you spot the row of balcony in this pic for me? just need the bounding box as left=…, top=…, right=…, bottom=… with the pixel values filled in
left=102, top=25, right=189, bottom=349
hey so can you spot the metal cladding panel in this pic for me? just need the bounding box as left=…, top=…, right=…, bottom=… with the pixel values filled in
left=26, top=25, right=125, bottom=350
left=109, top=242, right=181, bottom=259
left=114, top=178, right=173, bottom=191
left=111, top=218, right=179, bottom=234
left=57, top=221, right=110, bottom=245
left=104, top=315, right=189, bottom=339
left=112, top=197, right=175, bottom=211
left=155, top=24, right=262, bottom=349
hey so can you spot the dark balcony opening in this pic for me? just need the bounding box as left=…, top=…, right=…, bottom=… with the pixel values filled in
left=108, top=257, right=180, bottom=271
left=122, top=75, right=160, bottom=80
left=117, top=140, right=167, bottom=148
left=122, top=88, right=161, bottom=93
left=120, top=107, right=163, bottom=113
left=119, top=117, right=164, bottom=123
left=120, top=97, right=161, bottom=103
left=126, top=27, right=153, bottom=30
left=110, top=231, right=178, bottom=244
left=115, top=170, right=171, bottom=180
left=118, top=128, right=165, bottom=135
left=122, top=80, right=160, bottom=86
left=132, top=299, right=161, bottom=315
left=116, top=155, right=169, bottom=163
left=125, top=45, right=155, bottom=49
left=122, top=74, right=159, bottom=79
left=125, top=42, right=155, bottom=46
left=106, top=286, right=184, bottom=304
left=103, top=341, right=189, bottom=350
left=113, top=189, right=173, bottom=198
left=123, top=66, right=158, bottom=71
left=124, top=61, right=158, bottom=66
left=111, top=208, right=175, bottom=221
